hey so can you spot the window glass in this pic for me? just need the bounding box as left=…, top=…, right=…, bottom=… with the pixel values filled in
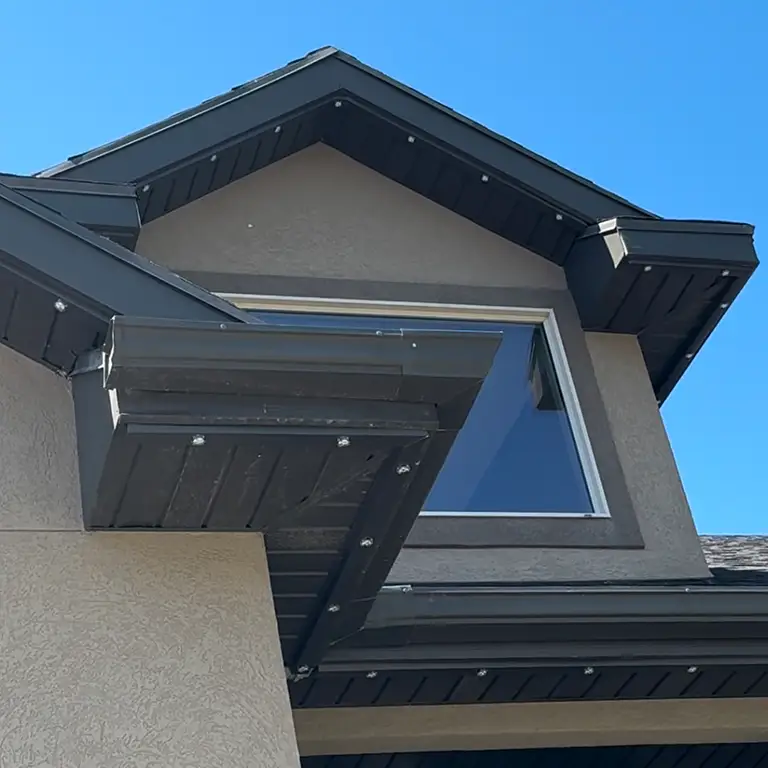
left=252, top=312, right=594, bottom=517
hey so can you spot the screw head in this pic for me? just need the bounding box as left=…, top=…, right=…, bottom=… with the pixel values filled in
left=297, top=665, right=309, bottom=673
left=687, top=666, right=698, bottom=674
left=555, top=213, right=563, bottom=221
left=721, top=269, right=731, bottom=277
left=337, top=436, right=351, bottom=448
left=53, top=299, right=67, bottom=313
left=401, top=584, right=413, bottom=593
left=360, top=537, right=374, bottom=548
left=720, top=302, right=730, bottom=309
left=191, top=435, right=206, bottom=447
left=210, top=154, right=217, bottom=162
left=334, top=100, right=342, bottom=107
left=477, top=668, right=488, bottom=677
left=411, top=342, right=417, bottom=348
left=481, top=174, right=489, bottom=183
left=685, top=352, right=694, bottom=359
left=584, top=666, right=595, bottom=675
left=407, top=135, right=415, bottom=144
left=328, top=604, right=341, bottom=613
left=274, top=125, right=282, bottom=133
left=142, top=184, right=150, bottom=193
left=396, top=464, right=411, bottom=475
left=366, top=671, right=378, bottom=679
left=643, top=265, right=653, bottom=272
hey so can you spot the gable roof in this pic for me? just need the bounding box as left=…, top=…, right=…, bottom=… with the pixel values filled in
left=33, top=46, right=759, bottom=403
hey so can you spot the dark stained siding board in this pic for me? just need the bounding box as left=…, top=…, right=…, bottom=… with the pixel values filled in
left=299, top=744, right=768, bottom=768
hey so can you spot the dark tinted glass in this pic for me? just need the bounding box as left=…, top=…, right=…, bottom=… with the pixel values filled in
left=253, top=312, right=594, bottom=516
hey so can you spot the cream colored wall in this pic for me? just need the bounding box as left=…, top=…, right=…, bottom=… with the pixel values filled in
left=137, top=144, right=566, bottom=290
left=0, top=346, right=300, bottom=768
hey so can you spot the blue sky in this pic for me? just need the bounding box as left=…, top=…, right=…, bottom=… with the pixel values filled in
left=1, top=1, right=765, bottom=533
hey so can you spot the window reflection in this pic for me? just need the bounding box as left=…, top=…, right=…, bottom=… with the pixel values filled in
left=252, top=312, right=594, bottom=517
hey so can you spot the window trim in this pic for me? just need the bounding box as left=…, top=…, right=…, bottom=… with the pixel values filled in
left=219, top=292, right=610, bottom=520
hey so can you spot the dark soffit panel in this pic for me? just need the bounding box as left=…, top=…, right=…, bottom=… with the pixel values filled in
left=565, top=218, right=759, bottom=401
left=71, top=316, right=501, bottom=672
left=0, top=181, right=251, bottom=371
left=301, top=742, right=768, bottom=768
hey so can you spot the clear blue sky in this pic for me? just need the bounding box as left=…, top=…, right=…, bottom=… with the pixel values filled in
left=1, top=1, right=765, bottom=533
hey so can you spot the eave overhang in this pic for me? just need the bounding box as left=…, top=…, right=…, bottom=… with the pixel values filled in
left=71, top=315, right=500, bottom=671
left=567, top=218, right=759, bottom=401
left=0, top=173, right=141, bottom=249
left=31, top=47, right=759, bottom=402
left=286, top=583, right=768, bottom=709
left=0, top=180, right=250, bottom=372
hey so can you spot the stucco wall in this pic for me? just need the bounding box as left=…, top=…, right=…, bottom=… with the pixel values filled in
left=135, top=144, right=708, bottom=582
left=0, top=346, right=300, bottom=767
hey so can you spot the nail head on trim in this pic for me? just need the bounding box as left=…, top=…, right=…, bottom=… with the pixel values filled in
left=191, top=435, right=206, bottom=447
left=54, top=299, right=67, bottom=313
left=643, top=265, right=653, bottom=272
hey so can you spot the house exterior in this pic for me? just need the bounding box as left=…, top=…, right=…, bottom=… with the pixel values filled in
left=0, top=47, right=764, bottom=767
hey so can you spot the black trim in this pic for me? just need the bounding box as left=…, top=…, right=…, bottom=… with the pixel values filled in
left=0, top=173, right=140, bottom=249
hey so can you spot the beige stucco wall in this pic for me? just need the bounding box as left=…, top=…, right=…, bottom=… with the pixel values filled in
left=0, top=346, right=300, bottom=767
left=137, top=144, right=566, bottom=290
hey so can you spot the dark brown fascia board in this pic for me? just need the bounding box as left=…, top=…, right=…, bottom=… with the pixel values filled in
left=0, top=180, right=252, bottom=327
left=104, top=315, right=503, bottom=394
left=316, top=584, right=768, bottom=671
left=364, top=583, right=768, bottom=627
left=37, top=48, right=652, bottom=223
left=0, top=173, right=140, bottom=249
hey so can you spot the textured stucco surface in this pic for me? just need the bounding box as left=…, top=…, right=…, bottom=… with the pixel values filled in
left=389, top=333, right=709, bottom=582
left=0, top=532, right=300, bottom=767
left=0, top=344, right=81, bottom=531
left=136, top=144, right=566, bottom=290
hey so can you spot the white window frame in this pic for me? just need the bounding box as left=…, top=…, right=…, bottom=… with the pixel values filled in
left=217, top=293, right=611, bottom=519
